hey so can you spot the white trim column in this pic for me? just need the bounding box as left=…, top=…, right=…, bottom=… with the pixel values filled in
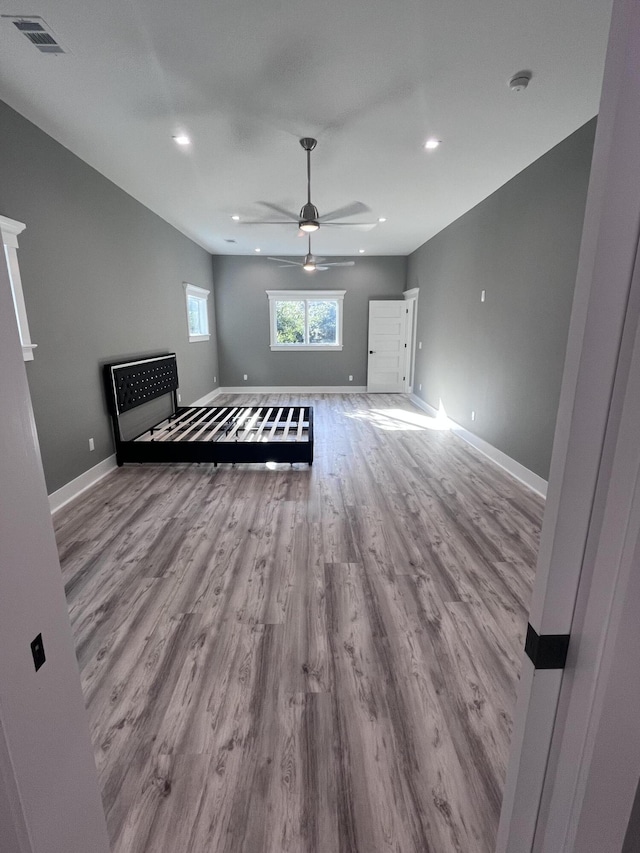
left=0, top=215, right=36, bottom=362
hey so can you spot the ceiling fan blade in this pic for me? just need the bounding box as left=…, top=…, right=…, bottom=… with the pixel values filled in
left=257, top=201, right=299, bottom=221
left=325, top=261, right=355, bottom=267
left=319, top=202, right=370, bottom=221
left=267, top=257, right=302, bottom=266
left=241, top=220, right=295, bottom=225
left=321, top=222, right=378, bottom=231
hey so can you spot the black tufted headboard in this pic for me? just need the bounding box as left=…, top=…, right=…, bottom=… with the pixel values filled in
left=104, top=354, right=179, bottom=416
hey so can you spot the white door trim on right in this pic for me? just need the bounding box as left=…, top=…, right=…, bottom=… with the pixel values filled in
left=540, top=232, right=640, bottom=851
left=497, top=1, right=640, bottom=850
left=403, top=288, right=419, bottom=393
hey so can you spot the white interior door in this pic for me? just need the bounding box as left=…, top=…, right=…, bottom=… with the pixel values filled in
left=367, top=300, right=407, bottom=392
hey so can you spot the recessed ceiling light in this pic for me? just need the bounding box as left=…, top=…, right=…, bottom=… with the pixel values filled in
left=359, top=249, right=365, bottom=254
left=378, top=217, right=387, bottom=223
left=231, top=215, right=240, bottom=221
left=424, top=138, right=440, bottom=150
left=173, top=134, right=191, bottom=146
left=254, top=248, right=261, bottom=253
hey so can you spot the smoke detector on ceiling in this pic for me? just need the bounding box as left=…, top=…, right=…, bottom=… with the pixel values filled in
left=509, top=71, right=532, bottom=92
left=2, top=15, right=68, bottom=54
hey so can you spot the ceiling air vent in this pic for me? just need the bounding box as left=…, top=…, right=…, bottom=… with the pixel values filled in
left=3, top=16, right=67, bottom=54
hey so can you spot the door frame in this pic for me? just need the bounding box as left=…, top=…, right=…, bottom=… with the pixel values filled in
left=497, top=1, right=640, bottom=849
left=403, top=288, right=419, bottom=393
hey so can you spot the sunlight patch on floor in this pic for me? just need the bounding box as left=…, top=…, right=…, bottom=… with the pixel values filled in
left=345, top=405, right=451, bottom=432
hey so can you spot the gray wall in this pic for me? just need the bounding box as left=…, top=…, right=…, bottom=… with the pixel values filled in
left=213, top=255, right=406, bottom=387
left=0, top=100, right=218, bottom=493
left=407, top=119, right=596, bottom=480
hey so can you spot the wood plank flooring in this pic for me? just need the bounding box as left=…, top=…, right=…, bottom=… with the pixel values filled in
left=55, top=394, right=543, bottom=853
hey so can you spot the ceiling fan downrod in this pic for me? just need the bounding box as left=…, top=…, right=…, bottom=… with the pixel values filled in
left=299, top=137, right=320, bottom=232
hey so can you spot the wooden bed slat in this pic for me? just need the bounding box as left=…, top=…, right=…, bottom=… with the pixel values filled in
left=195, top=407, right=240, bottom=443
left=222, top=408, right=253, bottom=442
left=188, top=407, right=230, bottom=442
left=147, top=406, right=202, bottom=440
left=268, top=408, right=284, bottom=439
left=281, top=407, right=295, bottom=441
left=254, top=407, right=273, bottom=442
left=156, top=406, right=221, bottom=442
left=137, top=406, right=312, bottom=445
left=239, top=407, right=264, bottom=443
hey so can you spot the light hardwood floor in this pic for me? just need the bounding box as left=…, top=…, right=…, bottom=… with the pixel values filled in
left=55, top=394, right=543, bottom=853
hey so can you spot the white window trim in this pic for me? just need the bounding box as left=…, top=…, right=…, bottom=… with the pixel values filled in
left=183, top=282, right=210, bottom=342
left=0, top=215, right=36, bottom=361
left=266, top=289, right=345, bottom=351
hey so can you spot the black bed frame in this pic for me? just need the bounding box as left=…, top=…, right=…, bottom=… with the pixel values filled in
left=104, top=354, right=314, bottom=467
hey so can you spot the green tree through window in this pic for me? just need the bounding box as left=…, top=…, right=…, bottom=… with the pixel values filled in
left=275, top=300, right=305, bottom=343
left=308, top=300, right=337, bottom=344
left=267, top=290, right=345, bottom=350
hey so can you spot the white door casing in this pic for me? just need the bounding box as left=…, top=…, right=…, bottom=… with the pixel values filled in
left=367, top=300, right=407, bottom=393
left=497, top=1, right=640, bottom=850
left=403, top=289, right=418, bottom=393
left=542, top=234, right=640, bottom=851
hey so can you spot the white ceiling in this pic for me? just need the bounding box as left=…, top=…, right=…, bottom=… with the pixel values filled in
left=0, top=0, right=612, bottom=258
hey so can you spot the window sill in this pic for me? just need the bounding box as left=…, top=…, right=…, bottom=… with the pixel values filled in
left=270, top=344, right=343, bottom=352
left=188, top=334, right=210, bottom=343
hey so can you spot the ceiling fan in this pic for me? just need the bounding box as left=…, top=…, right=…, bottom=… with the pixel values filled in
left=243, top=137, right=378, bottom=233
left=268, top=235, right=355, bottom=272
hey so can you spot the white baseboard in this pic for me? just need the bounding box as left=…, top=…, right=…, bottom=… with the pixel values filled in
left=218, top=385, right=367, bottom=394
left=410, top=394, right=548, bottom=498
left=191, top=387, right=223, bottom=406
left=49, top=454, right=118, bottom=514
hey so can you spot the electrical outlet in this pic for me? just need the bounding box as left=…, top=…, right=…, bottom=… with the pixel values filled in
left=419, top=384, right=422, bottom=391
left=243, top=374, right=248, bottom=381
left=481, top=290, right=486, bottom=303
left=88, top=437, right=95, bottom=451
left=348, top=375, right=353, bottom=381
left=177, top=392, right=181, bottom=403
left=214, top=376, right=217, bottom=384
left=471, top=410, right=476, bottom=421
left=31, top=633, right=46, bottom=672
left=418, top=341, right=422, bottom=350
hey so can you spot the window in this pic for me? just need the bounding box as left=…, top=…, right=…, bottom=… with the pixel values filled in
left=183, top=283, right=210, bottom=342
left=266, top=290, right=345, bottom=351
left=1, top=214, right=36, bottom=361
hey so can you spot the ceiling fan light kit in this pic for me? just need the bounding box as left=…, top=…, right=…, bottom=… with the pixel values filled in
left=299, top=201, right=320, bottom=232
left=267, top=234, right=355, bottom=273
left=243, top=137, right=377, bottom=240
